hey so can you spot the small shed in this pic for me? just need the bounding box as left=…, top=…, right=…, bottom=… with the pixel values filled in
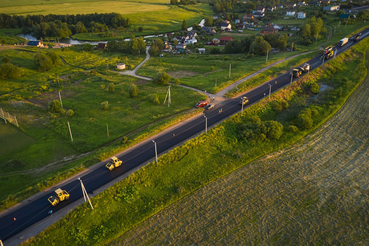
left=198, top=48, right=206, bottom=54
left=97, top=43, right=107, bottom=50
left=117, top=63, right=126, bottom=70
left=27, top=41, right=44, bottom=48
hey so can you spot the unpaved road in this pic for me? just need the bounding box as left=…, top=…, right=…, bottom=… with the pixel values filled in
left=110, top=51, right=369, bottom=245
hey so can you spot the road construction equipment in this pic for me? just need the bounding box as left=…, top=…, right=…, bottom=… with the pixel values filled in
left=105, top=156, right=123, bottom=171
left=240, top=96, right=249, bottom=105
left=48, top=188, right=70, bottom=206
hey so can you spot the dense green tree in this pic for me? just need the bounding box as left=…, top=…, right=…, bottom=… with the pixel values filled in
left=249, top=36, right=271, bottom=55
left=47, top=51, right=62, bottom=66
left=182, top=20, right=187, bottom=30
left=48, top=100, right=61, bottom=113
left=0, top=63, right=23, bottom=79
left=75, top=21, right=87, bottom=33
left=153, top=72, right=171, bottom=85
left=129, top=84, right=138, bottom=97
left=2, top=56, right=10, bottom=63
left=83, top=43, right=93, bottom=51
left=204, top=17, right=213, bottom=26
left=34, top=53, right=52, bottom=71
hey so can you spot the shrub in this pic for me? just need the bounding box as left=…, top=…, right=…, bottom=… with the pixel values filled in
left=121, top=136, right=128, bottom=144
left=265, top=121, right=284, bottom=140
left=48, top=100, right=61, bottom=113
left=60, top=108, right=66, bottom=115
left=149, top=94, right=160, bottom=104
left=101, top=101, right=109, bottom=110
left=211, top=66, right=214, bottom=71
left=83, top=43, right=93, bottom=51
left=130, top=64, right=135, bottom=70
left=174, top=78, right=180, bottom=85
left=101, top=84, right=105, bottom=89
left=129, top=84, right=138, bottom=97
left=34, top=53, right=52, bottom=71
left=47, top=51, right=63, bottom=66
left=66, top=109, right=74, bottom=117
left=153, top=72, right=171, bottom=85
left=297, top=112, right=313, bottom=130
left=288, top=125, right=298, bottom=132
left=305, top=81, right=320, bottom=94
left=108, top=83, right=115, bottom=93
left=0, top=63, right=23, bottom=79
left=138, top=26, right=143, bottom=32
left=2, top=56, right=10, bottom=63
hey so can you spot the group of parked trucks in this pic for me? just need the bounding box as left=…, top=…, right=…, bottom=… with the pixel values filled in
left=292, top=63, right=311, bottom=78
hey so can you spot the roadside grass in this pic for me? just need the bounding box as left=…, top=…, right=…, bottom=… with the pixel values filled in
left=137, top=50, right=310, bottom=94
left=0, top=121, right=35, bottom=156
left=225, top=51, right=320, bottom=97
left=23, top=33, right=369, bottom=246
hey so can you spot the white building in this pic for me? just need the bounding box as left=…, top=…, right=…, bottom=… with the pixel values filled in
left=297, top=12, right=306, bottom=18
left=286, top=10, right=295, bottom=16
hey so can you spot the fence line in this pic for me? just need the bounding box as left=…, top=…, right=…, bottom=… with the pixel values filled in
left=0, top=108, right=19, bottom=127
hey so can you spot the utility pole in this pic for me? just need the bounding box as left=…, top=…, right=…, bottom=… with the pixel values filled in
left=291, top=42, right=294, bottom=52
left=163, top=85, right=171, bottom=107
left=229, top=63, right=231, bottom=78
left=58, top=90, right=63, bottom=108
left=241, top=97, right=244, bottom=115
left=204, top=115, right=207, bottom=134
left=322, top=56, right=325, bottom=65
left=67, top=122, right=73, bottom=142
left=106, top=123, right=109, bottom=138
left=215, top=78, right=217, bottom=88
left=78, top=178, right=94, bottom=210
left=316, top=32, right=318, bottom=42
left=266, top=49, right=269, bottom=62
left=152, top=140, right=158, bottom=163
left=268, top=84, right=271, bottom=99
left=290, top=72, right=293, bottom=86
left=106, top=63, right=109, bottom=74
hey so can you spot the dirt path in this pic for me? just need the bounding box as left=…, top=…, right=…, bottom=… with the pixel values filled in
left=111, top=49, right=369, bottom=245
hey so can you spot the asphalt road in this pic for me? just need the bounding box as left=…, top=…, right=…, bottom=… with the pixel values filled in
left=1, top=27, right=369, bottom=243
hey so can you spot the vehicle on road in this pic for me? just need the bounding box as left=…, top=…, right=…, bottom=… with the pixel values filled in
left=339, top=37, right=349, bottom=46
left=321, top=49, right=334, bottom=60
left=205, top=104, right=215, bottom=110
left=322, top=46, right=333, bottom=55
left=351, top=33, right=362, bottom=41
left=300, top=63, right=311, bottom=72
left=239, top=96, right=249, bottom=105
left=48, top=188, right=70, bottom=206
left=105, top=156, right=123, bottom=171
left=292, top=68, right=302, bottom=78
left=195, top=100, right=208, bottom=108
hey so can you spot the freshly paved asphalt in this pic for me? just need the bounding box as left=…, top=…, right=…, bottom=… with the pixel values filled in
left=1, top=27, right=369, bottom=243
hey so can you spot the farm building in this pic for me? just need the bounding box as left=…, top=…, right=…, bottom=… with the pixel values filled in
left=220, top=21, right=232, bottom=31
left=286, top=10, right=295, bottom=16
left=198, top=48, right=206, bottom=54
left=261, top=26, right=278, bottom=35
left=323, top=5, right=340, bottom=11
left=339, top=14, right=350, bottom=21
left=27, top=41, right=45, bottom=48
left=219, top=36, right=234, bottom=45
left=254, top=11, right=265, bottom=18
left=243, top=14, right=254, bottom=20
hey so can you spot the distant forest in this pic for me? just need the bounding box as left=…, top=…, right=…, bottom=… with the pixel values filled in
left=0, top=13, right=130, bottom=38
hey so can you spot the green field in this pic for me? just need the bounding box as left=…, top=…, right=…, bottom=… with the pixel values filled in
left=0, top=121, right=35, bottom=156
left=23, top=32, right=369, bottom=246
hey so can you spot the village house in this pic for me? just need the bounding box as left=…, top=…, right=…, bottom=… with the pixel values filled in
left=339, top=14, right=350, bottom=21
left=290, top=3, right=297, bottom=8
left=266, top=6, right=276, bottom=11
left=254, top=11, right=265, bottom=18
left=237, top=24, right=246, bottom=29
left=116, top=63, right=126, bottom=70
left=219, top=36, right=234, bottom=45
left=286, top=9, right=296, bottom=16
left=261, top=26, right=277, bottom=35
left=254, top=6, right=265, bottom=13
left=27, top=41, right=45, bottom=48
left=297, top=12, right=306, bottom=19
left=201, top=26, right=217, bottom=35
left=197, top=48, right=206, bottom=54
left=298, top=1, right=306, bottom=6
left=323, top=5, right=340, bottom=11
left=243, top=14, right=254, bottom=20
left=220, top=20, right=232, bottom=31
left=175, top=43, right=186, bottom=50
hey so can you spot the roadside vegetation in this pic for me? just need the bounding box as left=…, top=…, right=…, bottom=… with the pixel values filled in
left=22, top=36, right=369, bottom=246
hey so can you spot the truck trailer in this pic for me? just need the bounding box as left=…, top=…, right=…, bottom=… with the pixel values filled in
left=339, top=37, right=348, bottom=46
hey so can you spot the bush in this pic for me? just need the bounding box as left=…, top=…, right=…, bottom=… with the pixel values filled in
left=149, top=94, right=160, bottom=104
left=153, top=72, right=171, bottom=85
left=121, top=136, right=128, bottom=144
left=2, top=56, right=10, bottom=63
left=288, top=125, right=298, bottom=132
left=305, top=81, right=320, bottom=94
left=60, top=108, right=66, bottom=115
left=130, top=64, right=134, bottom=70
left=101, top=101, right=109, bottom=110
left=174, top=78, right=180, bottom=85
left=48, top=100, right=61, bottom=113
left=129, top=84, right=138, bottom=97
left=34, top=53, right=52, bottom=71
left=108, top=83, right=115, bottom=93
left=83, top=43, right=93, bottom=51
left=297, top=112, right=313, bottom=130
left=66, top=109, right=74, bottom=117
left=47, top=51, right=62, bottom=66
left=265, top=121, right=284, bottom=140
left=0, top=63, right=23, bottom=79
left=138, top=27, right=143, bottom=32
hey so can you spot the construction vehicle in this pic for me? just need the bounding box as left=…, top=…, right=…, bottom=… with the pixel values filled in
left=322, top=46, right=333, bottom=55
left=299, top=63, right=311, bottom=72
left=339, top=37, right=349, bottom=46
left=105, top=156, right=122, bottom=171
left=48, top=188, right=70, bottom=206
left=240, top=96, right=249, bottom=105
left=321, top=49, right=334, bottom=60
left=351, top=33, right=361, bottom=42
left=292, top=68, right=302, bottom=78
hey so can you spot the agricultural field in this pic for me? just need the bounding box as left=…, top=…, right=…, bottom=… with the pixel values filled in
left=108, top=40, right=369, bottom=246
left=23, top=33, right=369, bottom=246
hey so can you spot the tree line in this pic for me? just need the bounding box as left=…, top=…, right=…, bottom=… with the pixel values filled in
left=0, top=13, right=130, bottom=38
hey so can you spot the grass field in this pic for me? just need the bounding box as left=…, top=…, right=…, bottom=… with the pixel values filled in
left=109, top=45, right=369, bottom=246
left=0, top=121, right=35, bottom=156
left=23, top=33, right=369, bottom=246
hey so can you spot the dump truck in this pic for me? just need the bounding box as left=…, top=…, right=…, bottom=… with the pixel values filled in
left=239, top=96, right=249, bottom=105
left=321, top=49, right=334, bottom=60
left=105, top=156, right=122, bottom=171
left=299, top=63, right=311, bottom=72
left=339, top=37, right=348, bottom=46
left=322, top=46, right=333, bottom=55
left=48, top=188, right=70, bottom=206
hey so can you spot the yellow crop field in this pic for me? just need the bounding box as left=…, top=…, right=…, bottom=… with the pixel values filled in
left=0, top=0, right=170, bottom=16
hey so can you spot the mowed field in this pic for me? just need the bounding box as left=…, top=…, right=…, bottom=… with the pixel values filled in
left=110, top=51, right=369, bottom=245
left=0, top=0, right=169, bottom=15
